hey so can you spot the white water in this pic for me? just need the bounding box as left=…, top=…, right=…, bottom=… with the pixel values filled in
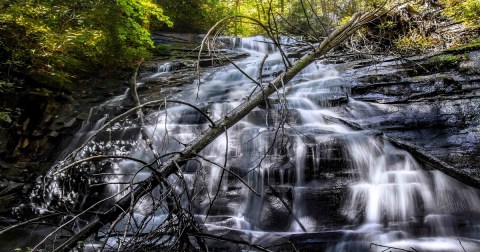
left=43, top=36, right=480, bottom=251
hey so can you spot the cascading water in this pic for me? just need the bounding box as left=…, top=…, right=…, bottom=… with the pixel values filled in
left=40, top=36, right=480, bottom=251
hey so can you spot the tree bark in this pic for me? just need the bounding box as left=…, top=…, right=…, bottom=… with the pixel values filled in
left=51, top=11, right=383, bottom=251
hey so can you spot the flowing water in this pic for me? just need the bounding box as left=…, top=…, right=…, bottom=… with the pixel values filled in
left=40, top=36, right=480, bottom=251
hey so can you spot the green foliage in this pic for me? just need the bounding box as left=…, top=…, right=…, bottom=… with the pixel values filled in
left=200, top=0, right=233, bottom=28
left=0, top=81, right=15, bottom=93
left=394, top=30, right=440, bottom=53
left=156, top=0, right=288, bottom=36
left=155, top=0, right=230, bottom=33
left=0, top=108, right=20, bottom=125
left=99, top=0, right=172, bottom=67
left=1, top=1, right=97, bottom=87
left=446, top=38, right=480, bottom=53
left=424, top=54, right=464, bottom=70
left=0, top=112, right=12, bottom=124
left=77, top=240, right=85, bottom=252
left=153, top=0, right=390, bottom=37
left=208, top=0, right=391, bottom=37
left=351, top=0, right=480, bottom=54
left=377, top=21, right=396, bottom=31
left=152, top=43, right=172, bottom=54
left=0, top=0, right=171, bottom=89
left=0, top=80, right=18, bottom=124
left=441, top=0, right=480, bottom=25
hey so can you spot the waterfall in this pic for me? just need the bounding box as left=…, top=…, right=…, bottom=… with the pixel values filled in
left=40, top=36, right=480, bottom=251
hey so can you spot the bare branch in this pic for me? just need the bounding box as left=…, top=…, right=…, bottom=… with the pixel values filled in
left=190, top=232, right=273, bottom=252
left=370, top=243, right=418, bottom=252
left=0, top=213, right=64, bottom=235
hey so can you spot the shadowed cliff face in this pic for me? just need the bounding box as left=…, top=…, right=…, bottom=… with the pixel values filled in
left=334, top=50, right=480, bottom=178
left=0, top=75, right=131, bottom=218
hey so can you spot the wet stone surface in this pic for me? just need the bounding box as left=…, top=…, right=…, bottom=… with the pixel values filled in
left=336, top=50, right=480, bottom=178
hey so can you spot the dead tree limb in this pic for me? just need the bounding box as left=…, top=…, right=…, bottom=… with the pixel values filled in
left=129, top=59, right=160, bottom=159
left=190, top=232, right=273, bottom=252
left=370, top=243, right=418, bottom=252
left=195, top=154, right=261, bottom=196
left=49, top=11, right=384, bottom=251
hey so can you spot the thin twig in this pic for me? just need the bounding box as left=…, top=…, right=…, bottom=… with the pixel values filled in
left=370, top=243, right=417, bottom=252
left=195, top=154, right=261, bottom=197
left=458, top=237, right=467, bottom=252
left=190, top=232, right=273, bottom=252
left=269, top=186, right=307, bottom=232
left=0, top=213, right=64, bottom=235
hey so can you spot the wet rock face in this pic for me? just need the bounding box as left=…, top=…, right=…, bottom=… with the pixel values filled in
left=0, top=75, right=134, bottom=219
left=460, top=51, right=480, bottom=75
left=337, top=50, right=480, bottom=177
left=0, top=76, right=129, bottom=176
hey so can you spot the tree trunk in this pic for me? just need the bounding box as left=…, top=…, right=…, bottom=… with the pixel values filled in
left=51, top=11, right=383, bottom=251
left=235, top=0, right=241, bottom=35
left=319, top=0, right=327, bottom=16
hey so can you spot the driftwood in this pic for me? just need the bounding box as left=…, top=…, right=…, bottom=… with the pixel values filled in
left=45, top=11, right=385, bottom=251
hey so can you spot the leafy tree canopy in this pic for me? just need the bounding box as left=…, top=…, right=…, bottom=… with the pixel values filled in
left=0, top=0, right=171, bottom=90
left=1, top=0, right=479, bottom=92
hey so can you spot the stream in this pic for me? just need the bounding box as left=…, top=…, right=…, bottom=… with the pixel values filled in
left=37, top=36, right=480, bottom=251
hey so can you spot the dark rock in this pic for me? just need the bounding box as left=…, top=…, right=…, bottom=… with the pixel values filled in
left=32, top=130, right=44, bottom=137
left=43, top=115, right=53, bottom=124
left=48, top=131, right=59, bottom=137
left=63, top=118, right=76, bottom=128
left=338, top=49, right=480, bottom=178
left=0, top=181, right=24, bottom=196
left=460, top=51, right=480, bottom=74
left=77, top=112, right=89, bottom=121
left=0, top=225, right=70, bottom=251
left=357, top=73, right=402, bottom=83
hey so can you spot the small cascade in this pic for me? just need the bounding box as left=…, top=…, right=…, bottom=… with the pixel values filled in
left=39, top=36, right=480, bottom=251
left=158, top=62, right=175, bottom=73
left=236, top=35, right=276, bottom=54
left=147, top=62, right=180, bottom=79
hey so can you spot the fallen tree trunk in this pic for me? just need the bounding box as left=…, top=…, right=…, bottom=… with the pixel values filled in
left=50, top=11, right=384, bottom=251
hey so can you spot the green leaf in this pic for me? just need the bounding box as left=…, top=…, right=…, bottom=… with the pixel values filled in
left=0, top=112, right=12, bottom=124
